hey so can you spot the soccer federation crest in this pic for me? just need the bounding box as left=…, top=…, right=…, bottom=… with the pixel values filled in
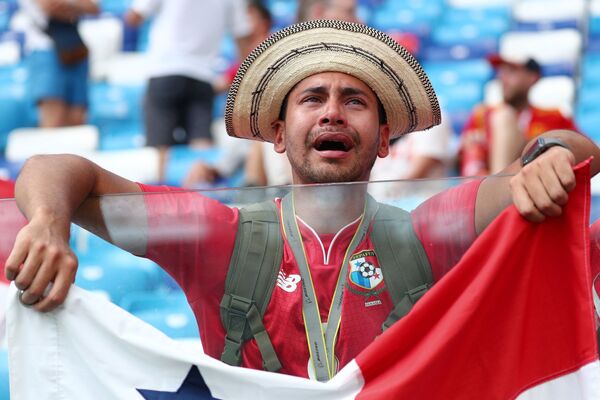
left=349, top=250, right=383, bottom=290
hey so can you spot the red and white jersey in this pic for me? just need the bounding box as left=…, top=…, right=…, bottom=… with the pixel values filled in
left=140, top=180, right=480, bottom=378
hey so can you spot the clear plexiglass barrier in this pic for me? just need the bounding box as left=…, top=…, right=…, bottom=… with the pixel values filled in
left=0, top=174, right=597, bottom=343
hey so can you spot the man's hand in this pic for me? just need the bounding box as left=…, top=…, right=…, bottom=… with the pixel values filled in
left=509, top=146, right=576, bottom=222
left=183, top=162, right=220, bottom=188
left=4, top=210, right=78, bottom=312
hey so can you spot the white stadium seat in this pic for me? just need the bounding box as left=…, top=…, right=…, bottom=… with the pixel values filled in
left=84, top=147, right=160, bottom=183
left=104, top=51, right=149, bottom=86
left=499, top=29, right=582, bottom=66
left=484, top=76, right=576, bottom=116
left=513, top=0, right=585, bottom=27
left=6, top=125, right=99, bottom=162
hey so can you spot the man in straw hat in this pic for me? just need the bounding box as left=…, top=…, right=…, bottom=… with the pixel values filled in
left=6, top=21, right=600, bottom=380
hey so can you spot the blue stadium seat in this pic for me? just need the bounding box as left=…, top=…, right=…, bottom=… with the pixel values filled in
left=576, top=111, right=600, bottom=142
left=423, top=59, right=493, bottom=87
left=582, top=53, right=600, bottom=81
left=99, top=0, right=132, bottom=16
left=120, top=291, right=189, bottom=314
left=164, top=145, right=222, bottom=186
left=421, top=41, right=498, bottom=62
left=0, top=65, right=31, bottom=153
left=75, top=242, right=164, bottom=304
left=591, top=16, right=600, bottom=39
left=370, top=1, right=443, bottom=38
left=0, top=348, right=9, bottom=400
left=266, top=0, right=297, bottom=30
left=430, top=21, right=507, bottom=47
left=89, top=82, right=145, bottom=150
left=133, top=298, right=200, bottom=339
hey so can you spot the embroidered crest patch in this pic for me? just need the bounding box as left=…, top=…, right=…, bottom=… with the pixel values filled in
left=348, top=250, right=383, bottom=290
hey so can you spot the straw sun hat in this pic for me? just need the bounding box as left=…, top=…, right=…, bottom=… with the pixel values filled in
left=225, top=19, right=441, bottom=143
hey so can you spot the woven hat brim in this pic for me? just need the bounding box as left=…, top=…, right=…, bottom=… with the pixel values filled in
left=226, top=20, right=441, bottom=143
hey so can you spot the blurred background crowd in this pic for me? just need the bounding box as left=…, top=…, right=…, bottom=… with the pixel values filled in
left=0, top=0, right=597, bottom=191
left=0, top=0, right=599, bottom=396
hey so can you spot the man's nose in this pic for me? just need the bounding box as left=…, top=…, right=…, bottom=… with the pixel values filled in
left=319, top=100, right=347, bottom=126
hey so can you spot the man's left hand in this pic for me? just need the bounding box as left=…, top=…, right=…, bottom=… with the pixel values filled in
left=509, top=146, right=576, bottom=222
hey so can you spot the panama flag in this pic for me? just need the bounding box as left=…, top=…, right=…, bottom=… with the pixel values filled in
left=6, top=162, right=600, bottom=399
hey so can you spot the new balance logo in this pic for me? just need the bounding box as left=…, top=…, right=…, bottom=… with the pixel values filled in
left=277, top=271, right=301, bottom=293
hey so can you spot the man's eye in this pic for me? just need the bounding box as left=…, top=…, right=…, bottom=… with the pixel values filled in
left=348, top=98, right=365, bottom=105
left=303, top=96, right=321, bottom=103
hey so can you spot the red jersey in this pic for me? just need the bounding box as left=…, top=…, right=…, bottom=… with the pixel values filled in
left=140, top=181, right=480, bottom=378
left=459, top=105, right=578, bottom=176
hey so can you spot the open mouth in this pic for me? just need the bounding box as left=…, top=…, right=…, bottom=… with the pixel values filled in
left=313, top=133, right=354, bottom=152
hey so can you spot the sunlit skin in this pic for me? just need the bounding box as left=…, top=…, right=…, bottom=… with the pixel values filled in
left=272, top=72, right=390, bottom=185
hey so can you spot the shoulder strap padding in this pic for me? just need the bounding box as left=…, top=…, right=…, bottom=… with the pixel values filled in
left=371, top=203, right=433, bottom=331
left=220, top=200, right=283, bottom=371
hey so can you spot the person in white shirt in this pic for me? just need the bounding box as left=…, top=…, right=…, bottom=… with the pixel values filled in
left=125, top=0, right=251, bottom=182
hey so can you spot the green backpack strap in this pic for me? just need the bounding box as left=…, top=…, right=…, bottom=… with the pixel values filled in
left=371, top=202, right=433, bottom=332
left=220, top=200, right=283, bottom=372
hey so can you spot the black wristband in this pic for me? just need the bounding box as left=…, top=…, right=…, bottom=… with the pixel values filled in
left=521, top=137, right=569, bottom=166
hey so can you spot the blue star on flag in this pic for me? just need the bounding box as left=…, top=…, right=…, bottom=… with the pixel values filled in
left=137, top=365, right=216, bottom=399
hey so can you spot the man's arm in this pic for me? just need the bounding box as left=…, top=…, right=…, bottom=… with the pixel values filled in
left=475, top=129, right=600, bottom=234
left=5, top=154, right=142, bottom=311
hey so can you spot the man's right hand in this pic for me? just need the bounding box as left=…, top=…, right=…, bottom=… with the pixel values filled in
left=4, top=209, right=78, bottom=312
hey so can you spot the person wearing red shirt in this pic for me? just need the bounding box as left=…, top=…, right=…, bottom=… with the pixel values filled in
left=459, top=55, right=579, bottom=177
left=6, top=21, right=600, bottom=380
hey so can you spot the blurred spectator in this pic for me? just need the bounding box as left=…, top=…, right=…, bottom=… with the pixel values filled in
left=18, top=0, right=99, bottom=127
left=184, top=0, right=274, bottom=188
left=297, top=0, right=359, bottom=23
left=459, top=55, right=578, bottom=176
left=125, top=0, right=251, bottom=182
left=213, top=0, right=273, bottom=94
left=370, top=112, right=454, bottom=184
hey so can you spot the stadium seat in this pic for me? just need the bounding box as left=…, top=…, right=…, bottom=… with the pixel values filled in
left=370, top=0, right=443, bottom=38
left=0, top=349, right=8, bottom=400
left=104, top=51, right=148, bottom=85
left=120, top=291, right=189, bottom=314
left=430, top=6, right=509, bottom=48
left=84, top=147, right=160, bottom=183
left=98, top=0, right=131, bottom=16
left=266, top=0, right=297, bottom=30
left=582, top=53, right=600, bottom=82
left=89, top=81, right=145, bottom=150
left=576, top=111, right=600, bottom=141
left=484, top=76, right=575, bottom=116
left=5, top=125, right=99, bottom=162
left=513, top=0, right=585, bottom=31
left=0, top=31, right=21, bottom=66
left=498, top=29, right=582, bottom=77
left=423, top=59, right=493, bottom=87
left=164, top=145, right=228, bottom=186
left=133, top=300, right=200, bottom=339
left=76, top=254, right=162, bottom=305
left=0, top=66, right=29, bottom=152
left=447, top=0, right=517, bottom=6
left=421, top=41, right=498, bottom=62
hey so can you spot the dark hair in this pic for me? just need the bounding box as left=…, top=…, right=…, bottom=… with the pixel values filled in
left=278, top=92, right=388, bottom=124
left=248, top=0, right=273, bottom=25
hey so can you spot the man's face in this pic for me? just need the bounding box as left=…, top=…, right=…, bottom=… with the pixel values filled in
left=497, top=63, right=539, bottom=105
left=272, top=72, right=390, bottom=184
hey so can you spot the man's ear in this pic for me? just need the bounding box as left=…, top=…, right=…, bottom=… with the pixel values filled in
left=377, top=124, right=390, bottom=158
left=272, top=120, right=286, bottom=153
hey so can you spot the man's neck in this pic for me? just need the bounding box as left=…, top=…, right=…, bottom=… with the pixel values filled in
left=291, top=184, right=367, bottom=234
